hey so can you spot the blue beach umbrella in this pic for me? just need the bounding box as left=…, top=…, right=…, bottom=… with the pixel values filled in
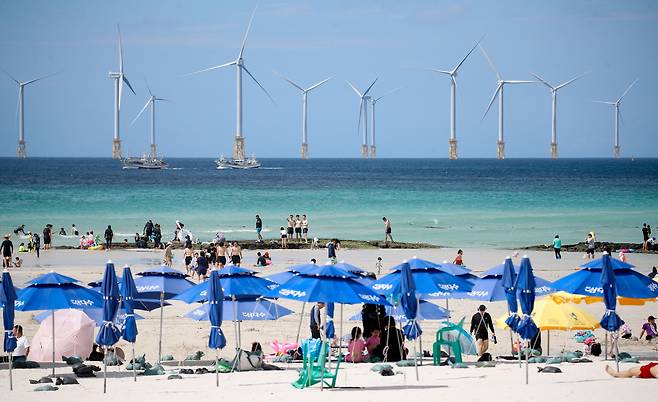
left=1, top=270, right=17, bottom=390
left=34, top=308, right=144, bottom=326
left=207, top=270, right=226, bottom=387
left=581, top=256, right=634, bottom=270
left=174, top=266, right=275, bottom=303
left=185, top=298, right=294, bottom=321
left=96, top=262, right=121, bottom=394
left=501, top=258, right=520, bottom=331
left=134, top=266, right=194, bottom=362
left=372, top=262, right=473, bottom=299
left=15, top=271, right=103, bottom=376
left=515, top=256, right=538, bottom=385
left=349, top=300, right=450, bottom=322
left=121, top=266, right=139, bottom=381
left=600, top=253, right=624, bottom=371
left=460, top=264, right=553, bottom=302
left=325, top=303, right=336, bottom=339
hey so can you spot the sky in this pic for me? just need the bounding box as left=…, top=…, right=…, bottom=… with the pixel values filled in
left=1, top=0, right=657, bottom=158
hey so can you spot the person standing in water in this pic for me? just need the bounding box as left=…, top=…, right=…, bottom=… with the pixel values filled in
left=144, top=220, right=154, bottom=240
left=383, top=217, right=393, bottom=244
left=255, top=215, right=263, bottom=243
left=71, top=224, right=79, bottom=236
left=553, top=235, right=562, bottom=259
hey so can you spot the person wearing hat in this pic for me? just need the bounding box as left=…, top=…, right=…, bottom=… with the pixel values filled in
left=470, top=304, right=496, bottom=356
left=640, top=316, right=657, bottom=341
left=1, top=234, right=13, bottom=268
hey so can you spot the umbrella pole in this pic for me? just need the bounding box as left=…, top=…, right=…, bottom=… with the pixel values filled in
left=517, top=334, right=522, bottom=368
left=215, top=349, right=219, bottom=387
left=132, top=343, right=136, bottom=382
left=320, top=307, right=327, bottom=391
left=232, top=298, right=239, bottom=372
left=295, top=302, right=306, bottom=346
left=9, top=353, right=13, bottom=391
left=604, top=332, right=608, bottom=361
left=339, top=304, right=343, bottom=358
left=525, top=340, right=529, bottom=385
left=103, top=346, right=108, bottom=393
left=547, top=330, right=550, bottom=356
left=384, top=315, right=392, bottom=362
left=445, top=298, right=449, bottom=322
left=158, top=292, right=164, bottom=363
left=51, top=310, right=55, bottom=377
left=413, top=297, right=419, bottom=381
left=614, top=331, right=620, bottom=372
left=419, top=335, right=423, bottom=366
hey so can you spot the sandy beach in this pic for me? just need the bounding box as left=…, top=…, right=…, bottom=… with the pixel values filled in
left=2, top=246, right=658, bottom=400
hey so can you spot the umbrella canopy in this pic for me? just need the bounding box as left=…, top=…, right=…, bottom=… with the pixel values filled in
left=1, top=270, right=17, bottom=355
left=207, top=271, right=226, bottom=350
left=35, top=309, right=144, bottom=326
left=600, top=253, right=624, bottom=332
left=16, top=272, right=103, bottom=312
left=580, top=256, right=634, bottom=270
left=121, top=267, right=139, bottom=343
left=501, top=257, right=520, bottom=331
left=134, top=266, right=194, bottom=299
left=185, top=298, right=294, bottom=321
left=349, top=300, right=450, bottom=322
left=551, top=265, right=658, bottom=300
left=399, top=263, right=421, bottom=340
left=372, top=262, right=473, bottom=299
left=515, top=257, right=539, bottom=340
left=96, top=262, right=121, bottom=347
left=325, top=303, right=336, bottom=339
left=174, top=267, right=276, bottom=303
left=460, top=266, right=553, bottom=302
left=29, top=309, right=95, bottom=362
left=334, top=261, right=367, bottom=274
left=496, top=295, right=600, bottom=331
left=25, top=271, right=80, bottom=286
left=550, top=291, right=656, bottom=306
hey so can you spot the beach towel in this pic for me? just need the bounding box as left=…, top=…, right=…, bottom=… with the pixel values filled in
left=34, top=385, right=59, bottom=392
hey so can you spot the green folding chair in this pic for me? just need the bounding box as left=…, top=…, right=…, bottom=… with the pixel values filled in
left=292, top=340, right=342, bottom=389
left=432, top=317, right=465, bottom=365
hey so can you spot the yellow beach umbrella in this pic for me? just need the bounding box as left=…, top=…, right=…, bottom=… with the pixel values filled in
left=496, top=295, right=600, bottom=331
left=550, top=291, right=656, bottom=306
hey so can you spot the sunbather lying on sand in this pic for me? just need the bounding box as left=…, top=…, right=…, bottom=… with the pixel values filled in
left=605, top=363, right=658, bottom=379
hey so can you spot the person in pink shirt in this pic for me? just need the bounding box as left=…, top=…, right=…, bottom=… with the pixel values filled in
left=365, top=328, right=381, bottom=355
left=346, top=327, right=366, bottom=363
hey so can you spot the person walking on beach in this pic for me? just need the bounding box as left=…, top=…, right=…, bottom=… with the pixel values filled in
left=216, top=241, right=227, bottom=268
left=585, top=232, right=596, bottom=259
left=309, top=302, right=325, bottom=339
left=1, top=234, right=13, bottom=268
left=104, top=225, right=114, bottom=250
left=255, top=215, right=263, bottom=243
left=453, top=249, right=464, bottom=265
left=184, top=245, right=194, bottom=274
left=294, top=214, right=302, bottom=242
left=230, top=241, right=242, bottom=266
left=163, top=243, right=173, bottom=266
left=301, top=214, right=309, bottom=244
left=327, top=239, right=339, bottom=264
left=553, top=235, right=562, bottom=259
left=383, top=217, right=393, bottom=244
left=470, top=305, right=496, bottom=356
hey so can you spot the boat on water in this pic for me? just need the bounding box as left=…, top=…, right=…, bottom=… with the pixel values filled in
left=215, top=155, right=261, bottom=169
left=122, top=155, right=168, bottom=170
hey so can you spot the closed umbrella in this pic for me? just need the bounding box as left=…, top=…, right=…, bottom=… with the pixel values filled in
left=399, top=262, right=420, bottom=380
left=121, top=266, right=139, bottom=382
left=207, top=270, right=227, bottom=387
left=134, top=266, right=194, bottom=362
left=96, top=261, right=121, bottom=393
left=515, top=256, right=539, bottom=385
left=501, top=257, right=520, bottom=359
left=600, top=253, right=623, bottom=371
left=15, top=271, right=103, bottom=375
left=1, top=270, right=17, bottom=390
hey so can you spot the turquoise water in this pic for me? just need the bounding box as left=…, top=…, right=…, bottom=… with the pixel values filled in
left=1, top=158, right=656, bottom=248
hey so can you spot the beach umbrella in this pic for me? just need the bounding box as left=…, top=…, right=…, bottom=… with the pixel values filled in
left=372, top=262, right=473, bottom=299
left=174, top=266, right=275, bottom=303
left=185, top=298, right=294, bottom=321
left=89, top=275, right=164, bottom=311
left=35, top=308, right=144, bottom=326
left=15, top=271, right=103, bottom=376
left=600, top=253, right=623, bottom=371
left=134, top=266, right=194, bottom=362
left=549, top=291, right=656, bottom=306
left=207, top=270, right=226, bottom=387
left=515, top=256, right=538, bottom=385
left=399, top=262, right=420, bottom=380
left=96, top=262, right=121, bottom=394
left=501, top=257, right=520, bottom=331
left=460, top=264, right=553, bottom=302
left=1, top=270, right=17, bottom=390
left=325, top=303, right=335, bottom=339
left=349, top=300, right=450, bottom=322
left=121, top=266, right=139, bottom=382
left=30, top=310, right=95, bottom=362
left=580, top=256, right=635, bottom=270
left=438, top=261, right=479, bottom=281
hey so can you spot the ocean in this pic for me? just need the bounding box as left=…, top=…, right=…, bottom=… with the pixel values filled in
left=1, top=158, right=657, bottom=248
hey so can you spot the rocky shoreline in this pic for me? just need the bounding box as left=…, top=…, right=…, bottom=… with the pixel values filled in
left=521, top=241, right=653, bottom=253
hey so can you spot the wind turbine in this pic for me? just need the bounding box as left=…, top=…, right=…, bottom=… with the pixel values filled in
left=130, top=83, right=169, bottom=159
left=594, top=79, right=638, bottom=159
left=108, top=25, right=136, bottom=160
left=430, top=38, right=483, bottom=160
left=187, top=6, right=274, bottom=163
left=480, top=45, right=535, bottom=159
left=368, top=88, right=400, bottom=158
left=278, top=74, right=332, bottom=159
left=532, top=72, right=586, bottom=159
left=3, top=71, right=53, bottom=158
left=347, top=79, right=378, bottom=158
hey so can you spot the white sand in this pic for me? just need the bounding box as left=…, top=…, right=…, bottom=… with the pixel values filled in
left=2, top=247, right=658, bottom=400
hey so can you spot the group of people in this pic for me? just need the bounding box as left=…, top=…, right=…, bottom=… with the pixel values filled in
left=280, top=214, right=309, bottom=247
left=642, top=223, right=656, bottom=251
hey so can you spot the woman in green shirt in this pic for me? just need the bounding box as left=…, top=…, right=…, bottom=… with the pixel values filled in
left=553, top=235, right=562, bottom=259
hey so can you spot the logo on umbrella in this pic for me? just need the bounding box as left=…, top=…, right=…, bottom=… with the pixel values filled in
left=584, top=286, right=603, bottom=294
left=359, top=294, right=381, bottom=302
left=136, top=285, right=160, bottom=292
left=279, top=289, right=306, bottom=298
left=71, top=299, right=95, bottom=307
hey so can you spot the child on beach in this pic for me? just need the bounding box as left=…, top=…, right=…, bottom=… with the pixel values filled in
left=365, top=328, right=381, bottom=355
left=346, top=327, right=366, bottom=363
left=376, top=257, right=383, bottom=275
left=13, top=256, right=22, bottom=268
left=280, top=227, right=288, bottom=249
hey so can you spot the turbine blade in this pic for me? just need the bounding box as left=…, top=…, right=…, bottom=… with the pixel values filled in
left=239, top=5, right=258, bottom=59
left=346, top=81, right=363, bottom=98
left=375, top=87, right=402, bottom=102
left=117, top=24, right=124, bottom=74
left=357, top=98, right=363, bottom=137
left=453, top=36, right=484, bottom=73
left=530, top=73, right=553, bottom=89
left=555, top=72, right=587, bottom=90
left=479, top=44, right=501, bottom=81
left=482, top=84, right=502, bottom=120
left=275, top=72, right=304, bottom=91
left=145, top=78, right=153, bottom=97
left=155, top=97, right=170, bottom=101
left=123, top=75, right=136, bottom=95
left=363, top=78, right=378, bottom=96
left=184, top=60, right=236, bottom=76
left=593, top=100, right=616, bottom=105
left=1, top=69, right=20, bottom=84
left=23, top=72, right=57, bottom=86
left=306, top=76, right=333, bottom=92
left=618, top=78, right=638, bottom=102
left=618, top=107, right=625, bottom=126
left=130, top=98, right=151, bottom=126
left=504, top=80, right=536, bottom=84
left=241, top=65, right=275, bottom=104
left=429, top=68, right=452, bottom=75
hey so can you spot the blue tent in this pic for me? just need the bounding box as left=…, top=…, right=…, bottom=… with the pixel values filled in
left=349, top=300, right=450, bottom=322
left=501, top=258, right=520, bottom=331
left=185, top=298, right=294, bottom=321
left=372, top=262, right=473, bottom=299
left=207, top=270, right=226, bottom=386
left=1, top=270, right=17, bottom=390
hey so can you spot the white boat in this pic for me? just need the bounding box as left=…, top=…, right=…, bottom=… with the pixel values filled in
left=215, top=155, right=261, bottom=169
left=122, top=155, right=168, bottom=170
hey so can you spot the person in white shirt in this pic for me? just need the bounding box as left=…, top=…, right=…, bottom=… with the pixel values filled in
left=12, top=325, right=30, bottom=362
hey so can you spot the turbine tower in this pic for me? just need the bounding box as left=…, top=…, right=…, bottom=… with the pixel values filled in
left=187, top=6, right=273, bottom=162
left=430, top=38, right=482, bottom=160
left=480, top=45, right=534, bottom=159
left=279, top=74, right=332, bottom=159
left=130, top=83, right=169, bottom=159
left=594, top=79, right=638, bottom=159
left=3, top=71, right=52, bottom=158
left=368, top=88, right=400, bottom=158
left=347, top=79, right=378, bottom=158
left=108, top=25, right=136, bottom=159
left=532, top=72, right=586, bottom=159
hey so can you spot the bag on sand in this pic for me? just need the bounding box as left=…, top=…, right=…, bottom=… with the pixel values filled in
left=230, top=349, right=263, bottom=371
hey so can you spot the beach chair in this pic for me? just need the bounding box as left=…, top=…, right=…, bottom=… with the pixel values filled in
left=432, top=317, right=465, bottom=365
left=292, top=340, right=342, bottom=389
